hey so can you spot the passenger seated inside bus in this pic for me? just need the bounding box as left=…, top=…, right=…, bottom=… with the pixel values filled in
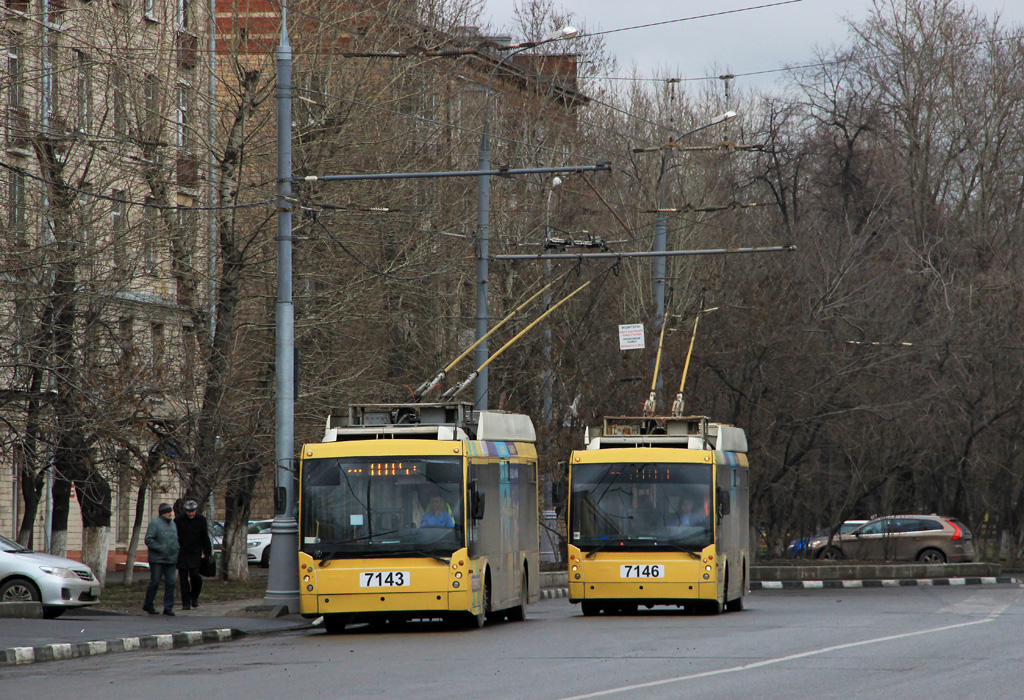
left=420, top=494, right=454, bottom=528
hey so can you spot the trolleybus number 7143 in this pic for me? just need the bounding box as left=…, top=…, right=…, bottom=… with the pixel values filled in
left=360, top=571, right=411, bottom=587
left=620, top=564, right=664, bottom=579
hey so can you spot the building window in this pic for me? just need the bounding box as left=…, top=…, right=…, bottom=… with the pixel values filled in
left=119, top=317, right=133, bottom=367
left=75, top=51, right=91, bottom=133
left=177, top=0, right=189, bottom=31
left=7, top=37, right=30, bottom=147
left=176, top=83, right=192, bottom=152
left=43, top=40, right=59, bottom=126
left=181, top=325, right=196, bottom=388
left=8, top=38, right=24, bottom=109
left=143, top=73, right=158, bottom=139
left=112, top=191, right=127, bottom=269
left=8, top=170, right=26, bottom=243
left=151, top=323, right=164, bottom=369
left=143, top=200, right=158, bottom=273
left=77, top=191, right=92, bottom=251
left=111, top=68, right=127, bottom=138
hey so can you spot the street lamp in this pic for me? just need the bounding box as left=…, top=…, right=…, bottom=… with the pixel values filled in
left=543, top=176, right=562, bottom=427
left=475, top=26, right=578, bottom=410
left=265, top=0, right=300, bottom=613
left=650, top=111, right=736, bottom=397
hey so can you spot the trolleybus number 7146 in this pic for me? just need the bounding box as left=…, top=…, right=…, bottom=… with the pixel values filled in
left=620, top=564, right=664, bottom=579
left=360, top=571, right=411, bottom=587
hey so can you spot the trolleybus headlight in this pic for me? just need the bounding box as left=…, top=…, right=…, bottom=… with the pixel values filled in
left=702, top=574, right=709, bottom=580
left=303, top=575, right=310, bottom=582
left=307, top=584, right=314, bottom=591
left=453, top=581, right=460, bottom=588
left=571, top=565, right=578, bottom=572
left=705, top=565, right=712, bottom=572
left=574, top=573, right=580, bottom=580
left=455, top=571, right=462, bottom=579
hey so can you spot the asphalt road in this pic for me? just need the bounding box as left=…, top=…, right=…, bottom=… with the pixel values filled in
left=3, top=585, right=1022, bottom=699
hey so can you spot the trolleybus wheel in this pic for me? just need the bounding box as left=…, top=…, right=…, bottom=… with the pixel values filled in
left=468, top=576, right=490, bottom=628
left=507, top=572, right=528, bottom=622
left=322, top=614, right=351, bottom=634
left=725, top=566, right=745, bottom=612
left=581, top=601, right=600, bottom=617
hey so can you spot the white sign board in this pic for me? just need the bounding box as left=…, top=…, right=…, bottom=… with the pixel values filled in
left=618, top=324, right=645, bottom=351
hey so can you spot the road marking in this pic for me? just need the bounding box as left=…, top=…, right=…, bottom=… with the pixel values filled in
left=554, top=612, right=1007, bottom=700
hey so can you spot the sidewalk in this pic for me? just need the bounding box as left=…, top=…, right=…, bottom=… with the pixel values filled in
left=0, top=597, right=311, bottom=667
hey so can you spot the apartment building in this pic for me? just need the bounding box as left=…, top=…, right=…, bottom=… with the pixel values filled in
left=1, top=0, right=212, bottom=574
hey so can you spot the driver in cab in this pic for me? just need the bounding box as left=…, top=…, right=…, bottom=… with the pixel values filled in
left=420, top=494, right=454, bottom=528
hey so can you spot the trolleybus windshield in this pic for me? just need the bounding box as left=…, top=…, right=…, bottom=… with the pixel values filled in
left=302, top=456, right=464, bottom=558
left=571, top=462, right=713, bottom=550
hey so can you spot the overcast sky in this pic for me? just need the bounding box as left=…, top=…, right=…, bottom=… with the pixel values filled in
left=482, top=0, right=1024, bottom=93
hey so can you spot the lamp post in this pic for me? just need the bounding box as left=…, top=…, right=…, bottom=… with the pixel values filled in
left=650, top=110, right=736, bottom=396
left=476, top=26, right=578, bottom=411
left=264, top=0, right=300, bottom=612
left=543, top=176, right=562, bottom=427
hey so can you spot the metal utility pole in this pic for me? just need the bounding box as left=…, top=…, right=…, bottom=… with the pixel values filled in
left=477, top=26, right=578, bottom=411
left=649, top=111, right=736, bottom=395
left=264, top=0, right=299, bottom=613
left=543, top=176, right=562, bottom=427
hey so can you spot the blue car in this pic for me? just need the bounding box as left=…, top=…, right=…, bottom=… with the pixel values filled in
left=786, top=520, right=867, bottom=558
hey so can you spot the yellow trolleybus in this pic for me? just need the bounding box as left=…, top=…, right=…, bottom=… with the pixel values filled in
left=567, top=415, right=749, bottom=615
left=298, top=402, right=540, bottom=632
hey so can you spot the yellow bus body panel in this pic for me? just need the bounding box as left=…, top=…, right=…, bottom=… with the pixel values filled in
left=298, top=549, right=486, bottom=616
left=567, top=543, right=721, bottom=602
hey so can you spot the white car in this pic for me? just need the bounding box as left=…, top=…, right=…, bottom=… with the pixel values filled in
left=0, top=533, right=100, bottom=618
left=247, top=520, right=274, bottom=568
left=211, top=520, right=274, bottom=568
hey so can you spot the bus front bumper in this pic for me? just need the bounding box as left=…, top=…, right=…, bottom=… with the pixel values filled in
left=569, top=579, right=718, bottom=603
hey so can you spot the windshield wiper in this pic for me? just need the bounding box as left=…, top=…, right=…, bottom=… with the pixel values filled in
left=317, top=530, right=400, bottom=566
left=655, top=542, right=702, bottom=556
left=360, top=550, right=451, bottom=564
left=584, top=541, right=615, bottom=559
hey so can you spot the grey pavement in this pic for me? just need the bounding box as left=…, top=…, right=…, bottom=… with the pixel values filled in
left=4, top=564, right=1019, bottom=667
left=0, top=597, right=311, bottom=667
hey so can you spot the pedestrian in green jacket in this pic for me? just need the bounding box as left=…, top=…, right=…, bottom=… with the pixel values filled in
left=143, top=503, right=180, bottom=615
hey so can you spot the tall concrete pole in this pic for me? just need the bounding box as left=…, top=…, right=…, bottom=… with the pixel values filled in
left=475, top=27, right=578, bottom=412
left=475, top=115, right=491, bottom=411
left=264, top=1, right=299, bottom=612
left=651, top=146, right=671, bottom=396
left=649, top=111, right=736, bottom=400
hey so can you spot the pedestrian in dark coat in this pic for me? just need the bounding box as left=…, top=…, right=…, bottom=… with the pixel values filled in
left=143, top=503, right=179, bottom=615
left=174, top=499, right=213, bottom=610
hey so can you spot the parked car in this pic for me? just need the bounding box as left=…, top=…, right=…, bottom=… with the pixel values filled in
left=0, top=533, right=100, bottom=618
left=211, top=520, right=274, bottom=568
left=247, top=520, right=274, bottom=568
left=807, top=515, right=975, bottom=563
left=786, top=520, right=868, bottom=558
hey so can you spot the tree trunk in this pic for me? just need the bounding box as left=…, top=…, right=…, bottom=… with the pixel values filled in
left=77, top=468, right=113, bottom=585
left=50, top=474, right=72, bottom=557
left=123, top=480, right=149, bottom=586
